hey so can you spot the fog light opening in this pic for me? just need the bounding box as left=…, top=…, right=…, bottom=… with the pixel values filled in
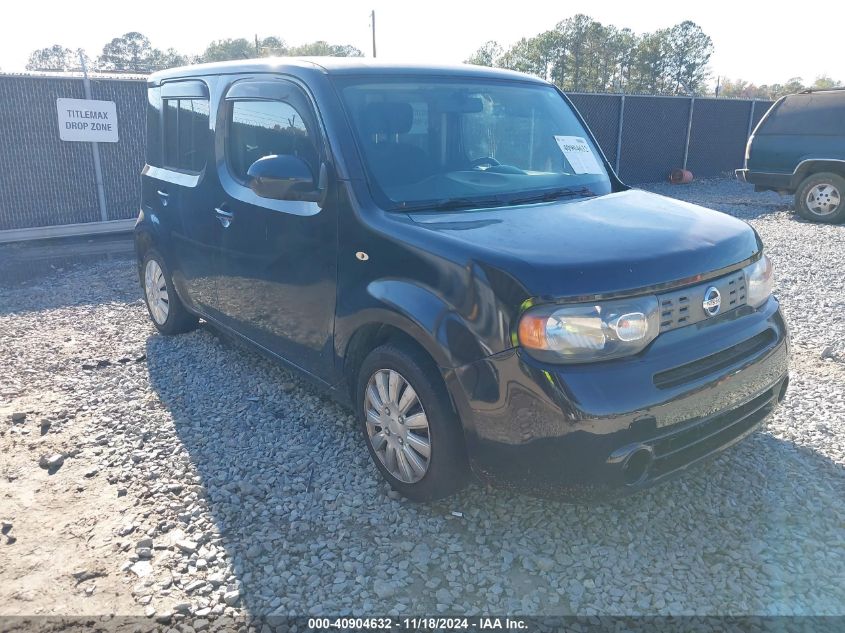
left=623, top=447, right=654, bottom=486
left=777, top=377, right=789, bottom=403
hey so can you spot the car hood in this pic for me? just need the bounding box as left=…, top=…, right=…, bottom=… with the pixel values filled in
left=406, top=189, right=761, bottom=300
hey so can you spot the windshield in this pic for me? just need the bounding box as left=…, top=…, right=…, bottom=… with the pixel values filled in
left=335, top=77, right=613, bottom=210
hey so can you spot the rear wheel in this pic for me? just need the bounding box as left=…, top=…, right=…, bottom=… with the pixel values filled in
left=356, top=342, right=469, bottom=501
left=794, top=172, right=845, bottom=223
left=141, top=250, right=198, bottom=335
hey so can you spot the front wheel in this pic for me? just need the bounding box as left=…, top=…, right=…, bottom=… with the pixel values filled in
left=356, top=342, right=469, bottom=501
left=141, top=250, right=198, bottom=335
left=794, top=172, right=845, bottom=223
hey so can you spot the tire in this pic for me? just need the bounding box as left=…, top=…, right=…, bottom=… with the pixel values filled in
left=140, top=249, right=199, bottom=335
left=794, top=172, right=845, bottom=224
left=355, top=342, right=470, bottom=501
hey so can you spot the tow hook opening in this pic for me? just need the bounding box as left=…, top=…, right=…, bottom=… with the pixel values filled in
left=623, top=446, right=654, bottom=486
left=777, top=377, right=789, bottom=403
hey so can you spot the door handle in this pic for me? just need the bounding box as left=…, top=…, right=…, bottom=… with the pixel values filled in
left=156, top=189, right=169, bottom=206
left=214, top=207, right=234, bottom=228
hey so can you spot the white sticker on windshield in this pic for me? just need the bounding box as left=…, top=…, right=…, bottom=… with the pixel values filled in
left=554, top=136, right=603, bottom=174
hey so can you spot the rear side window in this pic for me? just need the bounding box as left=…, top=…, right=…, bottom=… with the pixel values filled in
left=162, top=98, right=209, bottom=172
left=228, top=100, right=319, bottom=182
left=759, top=92, right=845, bottom=136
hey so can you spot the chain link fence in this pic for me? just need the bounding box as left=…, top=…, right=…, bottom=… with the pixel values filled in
left=571, top=93, right=774, bottom=183
left=0, top=74, right=774, bottom=235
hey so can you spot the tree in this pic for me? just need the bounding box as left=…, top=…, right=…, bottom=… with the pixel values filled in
left=466, top=16, right=719, bottom=95
left=98, top=32, right=162, bottom=72
left=201, top=37, right=363, bottom=62
left=26, top=45, right=81, bottom=71
left=286, top=41, right=363, bottom=56
left=201, top=38, right=255, bottom=62
left=812, top=75, right=841, bottom=90
left=664, top=21, right=713, bottom=94
left=624, top=29, right=666, bottom=94
left=465, top=41, right=503, bottom=67
left=150, top=48, right=190, bottom=70
left=256, top=36, right=286, bottom=56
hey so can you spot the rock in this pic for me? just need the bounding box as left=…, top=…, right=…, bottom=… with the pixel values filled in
left=185, top=579, right=206, bottom=593
left=130, top=561, right=152, bottom=577
left=136, top=548, right=153, bottom=560
left=144, top=606, right=156, bottom=618
left=1, top=521, right=11, bottom=536
left=435, top=588, right=453, bottom=604
left=373, top=578, right=396, bottom=598
left=117, top=523, right=135, bottom=537
left=821, top=346, right=835, bottom=359
left=72, top=569, right=107, bottom=584
left=175, top=539, right=198, bottom=554
left=173, top=602, right=192, bottom=614
left=410, top=543, right=431, bottom=566
left=137, top=537, right=154, bottom=549
left=11, top=412, right=26, bottom=423
left=155, top=611, right=172, bottom=624
left=536, top=556, right=555, bottom=572
left=38, top=454, right=65, bottom=471
left=223, top=589, right=241, bottom=606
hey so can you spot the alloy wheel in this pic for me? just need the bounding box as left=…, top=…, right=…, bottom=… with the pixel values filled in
left=806, top=183, right=841, bottom=216
left=364, top=368, right=431, bottom=484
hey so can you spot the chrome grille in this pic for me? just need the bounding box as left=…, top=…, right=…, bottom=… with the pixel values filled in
left=657, top=271, right=747, bottom=332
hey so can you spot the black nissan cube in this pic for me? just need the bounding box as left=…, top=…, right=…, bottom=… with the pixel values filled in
left=135, top=58, right=789, bottom=501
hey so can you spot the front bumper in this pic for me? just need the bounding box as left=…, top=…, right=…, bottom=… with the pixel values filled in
left=446, top=297, right=789, bottom=500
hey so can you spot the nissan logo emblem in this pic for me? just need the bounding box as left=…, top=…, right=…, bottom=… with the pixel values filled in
left=702, top=286, right=722, bottom=316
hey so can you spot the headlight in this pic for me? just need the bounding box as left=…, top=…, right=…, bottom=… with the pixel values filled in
left=518, top=296, right=660, bottom=363
left=744, top=254, right=774, bottom=308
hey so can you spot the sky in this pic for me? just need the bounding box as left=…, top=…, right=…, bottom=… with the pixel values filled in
left=1, top=0, right=843, bottom=85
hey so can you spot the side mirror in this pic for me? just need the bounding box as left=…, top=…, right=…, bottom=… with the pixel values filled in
left=247, top=154, right=317, bottom=201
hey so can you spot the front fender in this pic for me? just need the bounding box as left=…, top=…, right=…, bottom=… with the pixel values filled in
left=374, top=278, right=495, bottom=367
left=336, top=278, right=497, bottom=374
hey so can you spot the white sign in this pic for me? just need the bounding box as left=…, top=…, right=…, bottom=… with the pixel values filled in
left=554, top=135, right=603, bottom=174
left=56, top=98, right=119, bottom=143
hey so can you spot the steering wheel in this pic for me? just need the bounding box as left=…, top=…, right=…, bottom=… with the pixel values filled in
left=470, top=156, right=501, bottom=168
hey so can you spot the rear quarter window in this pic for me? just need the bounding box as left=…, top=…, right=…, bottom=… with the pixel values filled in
left=758, top=92, right=845, bottom=136
left=145, top=86, right=162, bottom=166
left=162, top=97, right=210, bottom=173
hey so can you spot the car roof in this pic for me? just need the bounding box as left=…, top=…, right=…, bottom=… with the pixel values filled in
left=797, top=87, right=845, bottom=96
left=149, top=57, right=548, bottom=85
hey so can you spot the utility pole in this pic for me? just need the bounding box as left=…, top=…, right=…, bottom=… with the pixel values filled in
left=370, top=10, right=377, bottom=58
left=255, top=34, right=260, bottom=55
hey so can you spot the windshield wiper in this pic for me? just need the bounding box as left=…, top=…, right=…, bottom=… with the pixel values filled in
left=396, top=196, right=507, bottom=212
left=508, top=186, right=595, bottom=205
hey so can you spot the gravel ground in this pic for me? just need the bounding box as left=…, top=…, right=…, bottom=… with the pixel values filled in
left=0, top=179, right=843, bottom=620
